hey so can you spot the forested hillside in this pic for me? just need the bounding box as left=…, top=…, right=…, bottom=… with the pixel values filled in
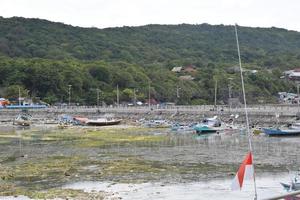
left=0, top=17, right=298, bottom=105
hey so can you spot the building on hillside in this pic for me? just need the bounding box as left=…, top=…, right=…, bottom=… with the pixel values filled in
left=284, top=68, right=300, bottom=81
left=171, top=65, right=198, bottom=74
left=171, top=66, right=183, bottom=73
left=182, top=64, right=197, bottom=73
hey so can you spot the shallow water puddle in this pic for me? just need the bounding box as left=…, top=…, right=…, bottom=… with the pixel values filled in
left=63, top=173, right=294, bottom=200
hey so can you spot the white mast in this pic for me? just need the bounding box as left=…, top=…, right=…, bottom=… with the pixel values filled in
left=235, top=24, right=258, bottom=200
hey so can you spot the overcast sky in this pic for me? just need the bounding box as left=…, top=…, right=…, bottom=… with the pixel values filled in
left=1, top=0, right=299, bottom=31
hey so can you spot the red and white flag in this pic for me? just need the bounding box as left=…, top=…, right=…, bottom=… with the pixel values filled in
left=231, top=152, right=254, bottom=190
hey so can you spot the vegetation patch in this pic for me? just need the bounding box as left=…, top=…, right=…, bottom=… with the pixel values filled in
left=1, top=155, right=81, bottom=190
left=78, top=129, right=166, bottom=148
left=0, top=186, right=106, bottom=200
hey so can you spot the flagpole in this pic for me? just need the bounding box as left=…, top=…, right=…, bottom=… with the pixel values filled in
left=234, top=24, right=258, bottom=200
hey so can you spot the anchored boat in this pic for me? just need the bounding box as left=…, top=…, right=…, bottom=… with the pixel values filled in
left=13, top=111, right=32, bottom=126
left=263, top=122, right=300, bottom=136
left=281, top=172, right=300, bottom=191
left=86, top=118, right=121, bottom=126
left=194, top=116, right=222, bottom=134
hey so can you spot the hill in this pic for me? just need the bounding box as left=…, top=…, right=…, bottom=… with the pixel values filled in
left=0, top=17, right=297, bottom=105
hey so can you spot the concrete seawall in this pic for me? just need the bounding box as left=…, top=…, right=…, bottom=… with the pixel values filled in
left=0, top=104, right=299, bottom=125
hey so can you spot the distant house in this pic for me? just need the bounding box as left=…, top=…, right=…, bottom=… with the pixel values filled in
left=182, top=65, right=197, bottom=73
left=284, top=68, right=300, bottom=81
left=171, top=65, right=198, bottom=74
left=179, top=75, right=194, bottom=81
left=171, top=66, right=183, bottom=73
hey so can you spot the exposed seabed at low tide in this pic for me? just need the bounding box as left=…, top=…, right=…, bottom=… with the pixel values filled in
left=1, top=124, right=300, bottom=199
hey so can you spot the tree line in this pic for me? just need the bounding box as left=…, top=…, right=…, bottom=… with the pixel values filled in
left=0, top=17, right=298, bottom=105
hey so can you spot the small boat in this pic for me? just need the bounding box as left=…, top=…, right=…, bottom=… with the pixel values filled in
left=86, top=118, right=121, bottom=126
left=263, top=122, right=300, bottom=136
left=281, top=173, right=300, bottom=191
left=194, top=116, right=222, bottom=134
left=263, top=128, right=300, bottom=136
left=73, top=116, right=89, bottom=125
left=171, top=123, right=195, bottom=133
left=13, top=111, right=32, bottom=126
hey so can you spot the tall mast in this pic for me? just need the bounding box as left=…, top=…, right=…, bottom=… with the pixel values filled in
left=235, top=24, right=258, bottom=200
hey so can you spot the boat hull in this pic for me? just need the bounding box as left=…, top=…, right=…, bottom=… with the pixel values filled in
left=194, top=126, right=218, bottom=134
left=14, top=121, right=31, bottom=126
left=280, top=182, right=300, bottom=191
left=263, top=128, right=300, bottom=136
left=86, top=120, right=121, bottom=126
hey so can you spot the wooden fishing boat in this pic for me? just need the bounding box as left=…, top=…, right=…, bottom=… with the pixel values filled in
left=194, top=116, right=222, bottom=134
left=262, top=128, right=300, bottom=136
left=86, top=118, right=121, bottom=126
left=13, top=111, right=32, bottom=127
left=263, top=122, right=300, bottom=136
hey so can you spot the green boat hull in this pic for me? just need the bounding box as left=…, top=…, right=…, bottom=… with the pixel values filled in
left=194, top=126, right=218, bottom=134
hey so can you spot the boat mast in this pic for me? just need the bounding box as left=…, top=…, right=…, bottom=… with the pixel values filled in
left=234, top=24, right=258, bottom=200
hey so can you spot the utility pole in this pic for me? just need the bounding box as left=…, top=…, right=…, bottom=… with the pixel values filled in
left=117, top=85, right=119, bottom=107
left=176, top=85, right=180, bottom=98
left=297, top=82, right=300, bottom=109
left=68, top=85, right=72, bottom=106
left=148, top=81, right=151, bottom=109
left=96, top=88, right=100, bottom=107
left=133, top=88, right=137, bottom=106
left=214, top=79, right=217, bottom=110
left=18, top=86, right=21, bottom=106
left=228, top=78, right=233, bottom=113
left=176, top=85, right=180, bottom=105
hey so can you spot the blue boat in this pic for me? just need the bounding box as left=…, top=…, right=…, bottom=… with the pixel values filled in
left=262, top=127, right=300, bottom=136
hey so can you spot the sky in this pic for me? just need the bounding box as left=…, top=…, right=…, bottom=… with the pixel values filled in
left=1, top=0, right=300, bottom=31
